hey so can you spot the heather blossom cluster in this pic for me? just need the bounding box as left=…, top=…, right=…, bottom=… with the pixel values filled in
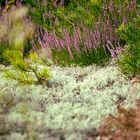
left=32, top=0, right=137, bottom=64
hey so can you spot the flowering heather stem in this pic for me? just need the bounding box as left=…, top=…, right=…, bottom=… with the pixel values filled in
left=33, top=0, right=137, bottom=63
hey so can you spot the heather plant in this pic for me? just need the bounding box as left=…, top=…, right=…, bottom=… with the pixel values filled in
left=25, top=0, right=101, bottom=31
left=5, top=0, right=133, bottom=67
left=51, top=0, right=100, bottom=30
left=98, top=0, right=136, bottom=52
left=37, top=27, right=110, bottom=66
left=35, top=0, right=137, bottom=66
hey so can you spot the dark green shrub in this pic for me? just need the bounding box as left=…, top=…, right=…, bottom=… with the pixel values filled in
left=51, top=46, right=110, bottom=66
left=0, top=42, right=9, bottom=64
left=117, top=16, right=140, bottom=78
left=24, top=0, right=101, bottom=31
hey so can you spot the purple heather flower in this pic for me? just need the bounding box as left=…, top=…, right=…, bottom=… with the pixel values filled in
left=67, top=45, right=73, bottom=59
left=31, top=40, right=39, bottom=53
left=73, top=33, right=80, bottom=53
left=59, top=40, right=65, bottom=49
left=123, top=16, right=127, bottom=25
left=132, top=0, right=136, bottom=10
left=115, top=47, right=124, bottom=54
left=111, top=50, right=116, bottom=58
left=109, top=0, right=114, bottom=12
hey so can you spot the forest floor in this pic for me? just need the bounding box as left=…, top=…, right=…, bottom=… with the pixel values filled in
left=0, top=64, right=140, bottom=140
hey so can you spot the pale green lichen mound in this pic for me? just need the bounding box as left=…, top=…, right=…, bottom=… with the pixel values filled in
left=0, top=64, right=140, bottom=140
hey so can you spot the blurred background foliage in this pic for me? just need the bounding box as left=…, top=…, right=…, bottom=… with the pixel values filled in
left=22, top=0, right=102, bottom=31
left=0, top=3, right=51, bottom=84
left=0, top=0, right=139, bottom=69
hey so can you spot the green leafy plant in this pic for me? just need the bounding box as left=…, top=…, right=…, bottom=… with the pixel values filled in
left=24, top=0, right=101, bottom=31
left=0, top=42, right=9, bottom=64
left=117, top=17, right=140, bottom=79
left=0, top=6, right=51, bottom=85
left=51, top=45, right=110, bottom=66
left=4, top=52, right=52, bottom=85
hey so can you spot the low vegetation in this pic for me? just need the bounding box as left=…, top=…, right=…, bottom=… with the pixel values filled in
left=0, top=64, right=140, bottom=140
